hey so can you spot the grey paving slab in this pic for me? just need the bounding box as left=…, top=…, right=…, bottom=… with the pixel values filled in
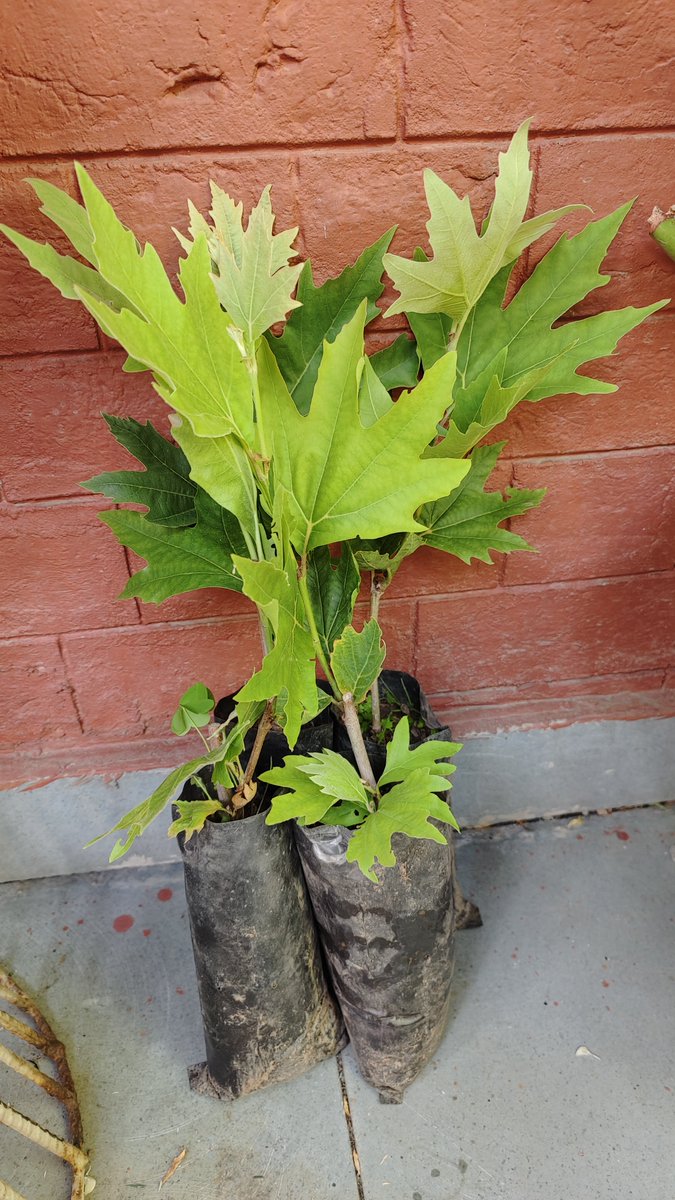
left=344, top=805, right=675, bottom=1200
left=0, top=864, right=358, bottom=1200
left=4, top=718, right=675, bottom=881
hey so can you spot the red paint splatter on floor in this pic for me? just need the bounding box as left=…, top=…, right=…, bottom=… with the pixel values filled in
left=176, top=987, right=185, bottom=995
left=113, top=915, right=134, bottom=933
left=62, top=926, right=69, bottom=932
left=576, top=834, right=584, bottom=841
left=77, top=919, right=85, bottom=926
left=602, top=979, right=611, bottom=988
left=142, top=929, right=151, bottom=938
left=146, top=996, right=154, bottom=1004
left=616, top=830, right=630, bottom=841
left=157, top=888, right=173, bottom=902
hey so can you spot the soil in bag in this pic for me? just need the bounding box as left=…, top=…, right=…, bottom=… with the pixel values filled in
left=177, top=720, right=344, bottom=1100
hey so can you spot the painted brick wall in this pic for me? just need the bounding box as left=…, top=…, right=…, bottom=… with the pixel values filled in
left=2, top=1, right=675, bottom=786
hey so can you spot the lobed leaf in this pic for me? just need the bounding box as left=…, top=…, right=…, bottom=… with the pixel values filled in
left=82, top=415, right=198, bottom=527
left=306, top=546, right=361, bottom=661
left=346, top=769, right=459, bottom=882
left=330, top=620, right=385, bottom=703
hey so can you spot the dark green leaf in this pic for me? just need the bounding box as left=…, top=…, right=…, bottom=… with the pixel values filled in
left=82, top=416, right=198, bottom=528
left=369, top=334, right=420, bottom=390
left=306, top=546, right=361, bottom=660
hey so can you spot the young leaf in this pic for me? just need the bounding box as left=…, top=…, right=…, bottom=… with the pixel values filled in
left=101, top=492, right=246, bottom=603
left=369, top=333, right=420, bottom=391
left=421, top=442, right=546, bottom=564
left=406, top=250, right=452, bottom=369
left=456, top=205, right=667, bottom=405
left=296, top=749, right=370, bottom=806
left=258, top=303, right=470, bottom=552
left=171, top=682, right=215, bottom=735
left=346, top=770, right=459, bottom=881
left=306, top=546, right=360, bottom=661
left=233, top=548, right=320, bottom=747
left=263, top=757, right=340, bottom=825
left=384, top=121, right=585, bottom=324
left=378, top=717, right=461, bottom=788
left=650, top=206, right=675, bottom=262
left=0, top=221, right=134, bottom=311
left=266, top=229, right=396, bottom=413
left=330, top=620, right=385, bottom=703
left=167, top=797, right=225, bottom=842
left=209, top=184, right=303, bottom=344
left=71, top=165, right=255, bottom=443
left=86, top=738, right=239, bottom=861
left=170, top=415, right=259, bottom=539
left=82, top=416, right=198, bottom=528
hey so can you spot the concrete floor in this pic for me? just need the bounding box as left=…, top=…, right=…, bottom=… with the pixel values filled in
left=1, top=805, right=674, bottom=1199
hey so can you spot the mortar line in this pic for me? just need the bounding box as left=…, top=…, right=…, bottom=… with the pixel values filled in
left=336, top=1052, right=366, bottom=1200
left=464, top=796, right=675, bottom=833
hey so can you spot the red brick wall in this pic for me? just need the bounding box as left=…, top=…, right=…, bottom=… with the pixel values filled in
left=2, top=1, right=675, bottom=785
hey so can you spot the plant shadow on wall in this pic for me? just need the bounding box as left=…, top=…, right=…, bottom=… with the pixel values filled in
left=2, top=121, right=666, bottom=1104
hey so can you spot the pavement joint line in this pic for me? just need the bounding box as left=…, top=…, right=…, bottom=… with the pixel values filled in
left=465, top=795, right=675, bottom=832
left=336, top=1053, right=365, bottom=1200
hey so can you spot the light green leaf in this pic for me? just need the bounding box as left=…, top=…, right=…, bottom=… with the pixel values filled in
left=171, top=415, right=258, bottom=538
left=422, top=442, right=546, bottom=563
left=266, top=229, right=396, bottom=413
left=346, top=769, right=459, bottom=881
left=101, top=492, right=246, bottom=603
left=502, top=203, right=589, bottom=261
left=378, top=717, right=461, bottom=788
left=263, top=758, right=339, bottom=825
left=407, top=250, right=452, bottom=368
left=330, top=620, right=385, bottom=703
left=233, top=548, right=319, bottom=747
left=86, top=738, right=238, bottom=861
left=456, top=205, right=667, bottom=406
left=369, top=333, right=420, bottom=391
left=82, top=415, right=198, bottom=527
left=0, top=221, right=134, bottom=310
left=209, top=184, right=302, bottom=344
left=297, top=749, right=369, bottom=806
left=384, top=121, right=533, bottom=321
left=167, top=797, right=225, bottom=841
left=358, top=355, right=393, bottom=427
left=258, top=303, right=470, bottom=552
left=27, top=176, right=97, bottom=263
left=72, top=164, right=254, bottom=443
left=306, top=546, right=360, bottom=661
left=429, top=359, right=550, bottom=458
left=171, top=682, right=215, bottom=735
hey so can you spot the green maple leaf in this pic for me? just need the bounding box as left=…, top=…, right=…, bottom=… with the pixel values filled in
left=208, top=184, right=303, bottom=344
left=26, top=176, right=98, bottom=263
left=369, top=333, right=420, bottom=391
left=170, top=414, right=259, bottom=539
left=101, top=491, right=246, bottom=603
left=296, top=750, right=370, bottom=806
left=306, top=546, right=360, bottom=661
left=455, top=206, right=667, bottom=407
left=167, top=797, right=225, bottom=842
left=86, top=737, right=238, bottom=861
left=263, top=757, right=340, bottom=826
left=346, top=768, right=459, bottom=882
left=233, top=546, right=320, bottom=747
left=257, top=301, right=470, bottom=553
left=378, top=717, right=461, bottom=788
left=421, top=442, right=545, bottom=563
left=330, top=620, right=385, bottom=703
left=384, top=121, right=584, bottom=323
left=69, top=165, right=254, bottom=444
left=266, top=229, right=396, bottom=413
left=171, top=682, right=215, bottom=735
left=358, top=356, right=393, bottom=427
left=82, top=415, right=198, bottom=527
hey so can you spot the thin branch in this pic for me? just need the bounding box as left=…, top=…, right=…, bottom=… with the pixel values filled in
left=342, top=693, right=378, bottom=791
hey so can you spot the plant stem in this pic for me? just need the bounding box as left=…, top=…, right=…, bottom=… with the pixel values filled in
left=206, top=722, right=230, bottom=806
left=232, top=698, right=275, bottom=810
left=342, top=692, right=378, bottom=791
left=369, top=572, right=385, bottom=733
left=297, top=557, right=341, bottom=698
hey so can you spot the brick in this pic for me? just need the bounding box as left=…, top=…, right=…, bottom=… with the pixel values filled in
left=0, top=501, right=137, bottom=637
left=356, top=598, right=417, bottom=675
left=402, top=1, right=675, bottom=138
left=1, top=352, right=170, bottom=501
left=0, top=163, right=98, bottom=355
left=0, top=0, right=397, bottom=157
left=388, top=547, right=499, bottom=599
left=0, top=637, right=81, bottom=756
left=416, top=572, right=675, bottom=695
left=62, top=618, right=261, bottom=737
left=498, top=313, right=675, bottom=458
left=533, top=133, right=675, bottom=315
left=504, top=448, right=675, bottom=585
left=136, top=579, right=253, bottom=624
